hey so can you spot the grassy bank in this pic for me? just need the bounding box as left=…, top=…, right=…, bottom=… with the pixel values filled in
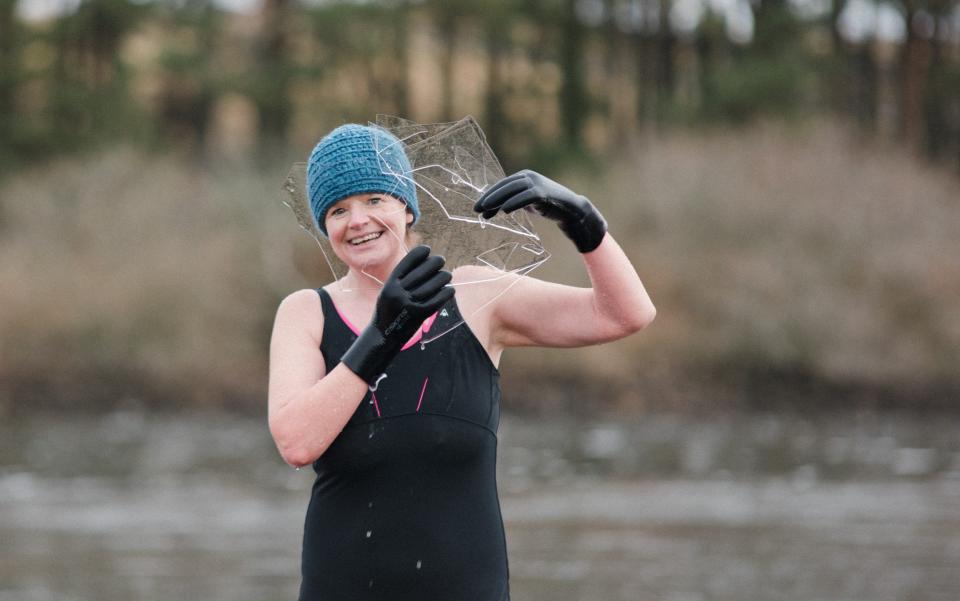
left=2, top=120, right=959, bottom=414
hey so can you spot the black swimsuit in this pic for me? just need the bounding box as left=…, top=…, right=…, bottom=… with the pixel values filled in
left=298, top=288, right=510, bottom=601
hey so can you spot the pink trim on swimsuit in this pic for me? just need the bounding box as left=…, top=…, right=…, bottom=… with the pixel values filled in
left=329, top=294, right=438, bottom=351
left=415, top=378, right=429, bottom=412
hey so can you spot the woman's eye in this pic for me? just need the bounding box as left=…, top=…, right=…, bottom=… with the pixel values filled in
left=329, top=207, right=346, bottom=217
left=368, top=197, right=382, bottom=205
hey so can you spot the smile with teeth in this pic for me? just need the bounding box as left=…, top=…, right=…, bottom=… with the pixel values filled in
left=348, top=231, right=383, bottom=246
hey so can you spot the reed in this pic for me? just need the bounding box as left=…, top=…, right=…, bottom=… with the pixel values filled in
left=2, top=120, right=958, bottom=411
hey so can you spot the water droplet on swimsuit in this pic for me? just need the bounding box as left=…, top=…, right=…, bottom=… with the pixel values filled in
left=420, top=342, right=426, bottom=351
left=416, top=560, right=422, bottom=569
left=368, top=579, right=373, bottom=589
left=368, top=501, right=373, bottom=508
left=366, top=530, right=372, bottom=538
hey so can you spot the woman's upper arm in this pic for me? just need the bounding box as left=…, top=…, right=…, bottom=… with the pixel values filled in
left=268, top=289, right=326, bottom=421
left=482, top=234, right=655, bottom=349
left=490, top=274, right=603, bottom=348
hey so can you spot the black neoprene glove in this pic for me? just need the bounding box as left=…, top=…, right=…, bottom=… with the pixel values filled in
left=473, top=169, right=608, bottom=253
left=340, top=245, right=454, bottom=385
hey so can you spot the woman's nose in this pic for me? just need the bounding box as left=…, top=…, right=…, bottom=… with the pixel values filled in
left=347, top=206, right=371, bottom=228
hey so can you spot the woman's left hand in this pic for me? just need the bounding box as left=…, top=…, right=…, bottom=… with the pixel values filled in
left=473, top=169, right=608, bottom=253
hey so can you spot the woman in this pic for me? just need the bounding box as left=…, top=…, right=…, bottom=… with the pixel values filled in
left=268, top=124, right=656, bottom=600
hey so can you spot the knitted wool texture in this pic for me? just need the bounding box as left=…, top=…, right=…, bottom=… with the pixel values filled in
left=307, top=124, right=419, bottom=236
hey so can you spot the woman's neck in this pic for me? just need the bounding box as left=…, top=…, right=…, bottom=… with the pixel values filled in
left=340, top=268, right=386, bottom=300
left=336, top=236, right=411, bottom=297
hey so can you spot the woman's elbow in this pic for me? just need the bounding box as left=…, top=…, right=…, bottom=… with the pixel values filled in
left=615, top=303, right=656, bottom=338
left=633, top=303, right=656, bottom=332
left=278, top=443, right=314, bottom=469
left=270, top=418, right=320, bottom=468
left=286, top=453, right=314, bottom=469
left=279, top=440, right=323, bottom=469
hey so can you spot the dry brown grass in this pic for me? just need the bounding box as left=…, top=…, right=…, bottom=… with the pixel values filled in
left=0, top=150, right=300, bottom=408
left=546, top=120, right=960, bottom=407
left=2, top=119, right=959, bottom=411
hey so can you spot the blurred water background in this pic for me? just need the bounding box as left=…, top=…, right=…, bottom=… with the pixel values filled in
left=2, top=410, right=959, bottom=600
left=3, top=0, right=960, bottom=599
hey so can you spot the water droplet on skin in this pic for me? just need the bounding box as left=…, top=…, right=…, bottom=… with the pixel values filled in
left=366, top=530, right=372, bottom=538
left=416, top=560, right=422, bottom=569
left=294, top=467, right=300, bottom=471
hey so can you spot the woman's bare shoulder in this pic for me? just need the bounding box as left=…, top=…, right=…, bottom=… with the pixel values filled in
left=278, top=287, right=323, bottom=310
left=274, top=288, right=324, bottom=343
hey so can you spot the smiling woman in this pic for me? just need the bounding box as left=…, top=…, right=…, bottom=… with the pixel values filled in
left=322, top=193, right=415, bottom=283
left=267, top=122, right=656, bottom=601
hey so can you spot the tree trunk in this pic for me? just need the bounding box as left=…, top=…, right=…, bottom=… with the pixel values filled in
left=603, top=0, right=633, bottom=148
left=484, top=16, right=507, bottom=157
left=391, top=5, right=410, bottom=118
left=256, top=0, right=293, bottom=152
left=655, top=0, right=676, bottom=123
left=855, top=41, right=878, bottom=133
left=560, top=0, right=586, bottom=148
left=0, top=0, right=18, bottom=143
left=921, top=16, right=946, bottom=159
left=437, top=10, right=457, bottom=122
left=829, top=0, right=847, bottom=54
left=633, top=30, right=655, bottom=129
left=899, top=1, right=929, bottom=148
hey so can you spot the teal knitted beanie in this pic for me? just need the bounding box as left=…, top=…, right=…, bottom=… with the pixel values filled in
left=307, top=124, right=420, bottom=236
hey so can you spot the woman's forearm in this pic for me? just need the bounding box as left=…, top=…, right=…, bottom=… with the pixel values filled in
left=269, top=365, right=369, bottom=467
left=582, top=233, right=657, bottom=336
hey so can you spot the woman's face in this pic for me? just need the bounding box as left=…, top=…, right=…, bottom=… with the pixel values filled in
left=324, top=193, right=413, bottom=271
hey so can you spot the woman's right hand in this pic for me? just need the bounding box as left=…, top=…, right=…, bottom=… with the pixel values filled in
left=340, top=245, right=454, bottom=384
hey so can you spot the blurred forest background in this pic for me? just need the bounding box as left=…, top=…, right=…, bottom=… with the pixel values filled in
left=1, top=0, right=959, bottom=415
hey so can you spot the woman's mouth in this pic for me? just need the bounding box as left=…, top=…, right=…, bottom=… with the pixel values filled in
left=348, top=231, right=383, bottom=246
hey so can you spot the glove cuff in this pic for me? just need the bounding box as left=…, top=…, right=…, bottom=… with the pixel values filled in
left=563, top=209, right=608, bottom=253
left=340, top=325, right=400, bottom=385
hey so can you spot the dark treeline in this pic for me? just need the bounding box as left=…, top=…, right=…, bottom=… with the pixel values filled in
left=1, top=0, right=959, bottom=172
